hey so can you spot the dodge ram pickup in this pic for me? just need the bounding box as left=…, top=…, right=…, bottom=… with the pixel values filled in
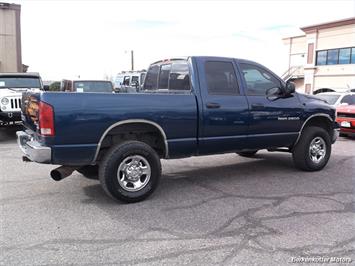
left=17, top=56, right=339, bottom=203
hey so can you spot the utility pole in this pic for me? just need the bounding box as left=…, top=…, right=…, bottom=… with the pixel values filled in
left=131, top=50, right=134, bottom=71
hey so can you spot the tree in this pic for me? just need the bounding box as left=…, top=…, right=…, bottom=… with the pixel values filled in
left=49, top=81, right=61, bottom=91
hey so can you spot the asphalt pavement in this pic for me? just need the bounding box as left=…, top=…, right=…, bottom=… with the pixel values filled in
left=1, top=126, right=354, bottom=265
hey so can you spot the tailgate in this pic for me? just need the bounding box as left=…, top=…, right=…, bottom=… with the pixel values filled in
left=21, top=91, right=40, bottom=132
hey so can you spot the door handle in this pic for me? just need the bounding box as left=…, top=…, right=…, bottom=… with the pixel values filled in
left=206, top=102, right=221, bottom=109
left=251, top=103, right=265, bottom=109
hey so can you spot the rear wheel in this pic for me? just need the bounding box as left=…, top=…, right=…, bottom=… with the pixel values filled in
left=99, top=141, right=161, bottom=203
left=237, top=150, right=258, bottom=157
left=292, top=126, right=331, bottom=171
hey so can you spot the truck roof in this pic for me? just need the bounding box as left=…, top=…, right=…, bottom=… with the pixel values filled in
left=0, top=72, right=40, bottom=77
left=150, top=56, right=259, bottom=66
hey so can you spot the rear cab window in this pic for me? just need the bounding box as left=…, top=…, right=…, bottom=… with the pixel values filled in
left=143, top=60, right=191, bottom=93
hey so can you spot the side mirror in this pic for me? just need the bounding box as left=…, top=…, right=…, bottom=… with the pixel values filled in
left=43, top=85, right=49, bottom=91
left=285, top=81, right=295, bottom=95
left=266, top=87, right=282, bottom=101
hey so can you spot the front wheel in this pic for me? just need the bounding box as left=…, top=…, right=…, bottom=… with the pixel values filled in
left=99, top=141, right=161, bottom=203
left=292, top=126, right=331, bottom=171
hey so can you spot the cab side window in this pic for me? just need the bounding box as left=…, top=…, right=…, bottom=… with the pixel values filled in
left=240, top=63, right=281, bottom=96
left=205, top=61, right=239, bottom=95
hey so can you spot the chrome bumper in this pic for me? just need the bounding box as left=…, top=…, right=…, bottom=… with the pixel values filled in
left=16, top=131, right=51, bottom=163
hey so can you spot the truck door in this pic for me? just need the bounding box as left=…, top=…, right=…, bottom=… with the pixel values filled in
left=237, top=61, right=303, bottom=149
left=196, top=57, right=249, bottom=154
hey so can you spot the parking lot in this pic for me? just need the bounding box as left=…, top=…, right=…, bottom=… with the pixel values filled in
left=0, top=126, right=354, bottom=265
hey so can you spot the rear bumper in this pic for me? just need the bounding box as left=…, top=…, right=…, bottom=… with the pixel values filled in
left=16, top=131, right=51, bottom=163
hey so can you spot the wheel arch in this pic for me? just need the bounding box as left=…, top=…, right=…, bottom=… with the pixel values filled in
left=92, top=119, right=169, bottom=163
left=292, top=113, right=333, bottom=148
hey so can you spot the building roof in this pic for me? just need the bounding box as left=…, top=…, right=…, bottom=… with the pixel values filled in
left=301, top=17, right=355, bottom=32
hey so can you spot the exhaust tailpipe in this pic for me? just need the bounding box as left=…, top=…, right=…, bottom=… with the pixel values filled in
left=50, top=166, right=77, bottom=181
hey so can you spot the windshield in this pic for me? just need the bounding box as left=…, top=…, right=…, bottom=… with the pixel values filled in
left=73, top=81, right=113, bottom=93
left=0, top=77, right=41, bottom=89
left=316, top=94, right=340, bottom=105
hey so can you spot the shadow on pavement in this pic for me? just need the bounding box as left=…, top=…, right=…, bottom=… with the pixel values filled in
left=80, top=153, right=297, bottom=205
left=0, top=125, right=23, bottom=143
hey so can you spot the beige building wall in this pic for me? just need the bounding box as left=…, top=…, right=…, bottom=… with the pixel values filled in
left=0, top=3, right=22, bottom=72
left=283, top=17, right=355, bottom=94
left=317, top=24, right=355, bottom=50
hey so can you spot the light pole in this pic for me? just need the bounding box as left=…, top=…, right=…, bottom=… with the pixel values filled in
left=125, top=50, right=134, bottom=71
left=131, top=50, right=134, bottom=71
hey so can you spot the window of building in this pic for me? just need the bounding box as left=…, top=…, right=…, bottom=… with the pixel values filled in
left=205, top=61, right=239, bottom=95
left=339, top=48, right=351, bottom=64
left=351, top=48, right=355, bottom=64
left=316, top=50, right=327, bottom=65
left=239, top=63, right=280, bottom=96
left=327, top=49, right=339, bottom=65
left=316, top=47, right=355, bottom=65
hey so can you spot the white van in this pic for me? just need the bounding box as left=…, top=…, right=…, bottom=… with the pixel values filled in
left=114, top=71, right=146, bottom=93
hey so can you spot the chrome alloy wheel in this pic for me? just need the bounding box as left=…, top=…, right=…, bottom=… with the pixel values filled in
left=309, top=137, right=326, bottom=164
left=117, top=155, right=151, bottom=192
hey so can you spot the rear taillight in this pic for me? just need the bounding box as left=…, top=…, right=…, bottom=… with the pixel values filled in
left=39, top=101, right=55, bottom=136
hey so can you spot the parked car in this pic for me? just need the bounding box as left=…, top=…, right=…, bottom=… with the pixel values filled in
left=336, top=104, right=355, bottom=137
left=315, top=92, right=355, bottom=106
left=60, top=79, right=114, bottom=93
left=17, top=56, right=339, bottom=203
left=0, top=72, right=44, bottom=126
left=114, top=71, right=146, bottom=93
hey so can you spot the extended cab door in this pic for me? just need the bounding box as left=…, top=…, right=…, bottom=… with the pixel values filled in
left=196, top=57, right=249, bottom=154
left=236, top=61, right=303, bottom=149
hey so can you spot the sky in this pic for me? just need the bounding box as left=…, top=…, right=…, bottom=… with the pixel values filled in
left=11, top=0, right=355, bottom=80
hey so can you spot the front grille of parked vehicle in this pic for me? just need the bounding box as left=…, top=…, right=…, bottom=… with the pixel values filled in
left=10, top=98, right=21, bottom=109
left=337, top=112, right=355, bottom=118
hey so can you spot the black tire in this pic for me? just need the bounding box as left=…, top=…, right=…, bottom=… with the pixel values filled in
left=292, top=126, right=331, bottom=171
left=99, top=141, right=161, bottom=203
left=77, top=165, right=99, bottom=180
left=237, top=150, right=258, bottom=157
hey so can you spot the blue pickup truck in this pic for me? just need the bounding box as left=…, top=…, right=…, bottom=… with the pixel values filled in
left=17, top=56, right=339, bottom=202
